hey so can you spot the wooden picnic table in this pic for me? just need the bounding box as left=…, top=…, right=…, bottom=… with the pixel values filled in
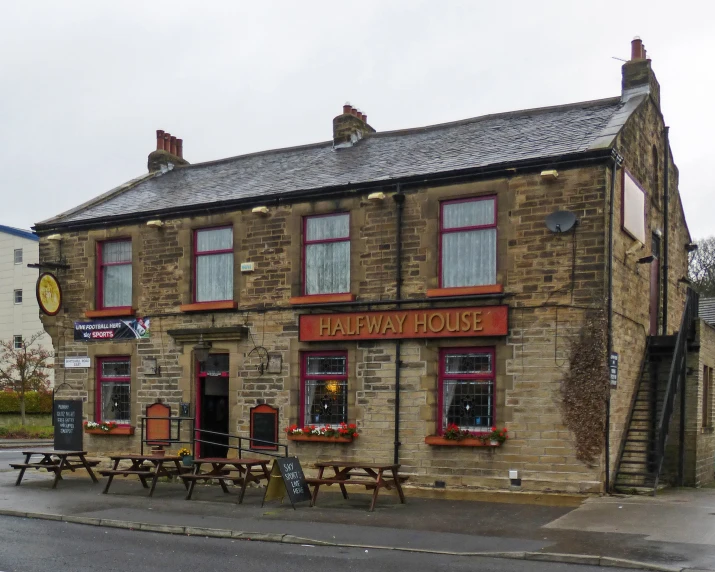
left=10, top=450, right=99, bottom=489
left=180, top=457, right=271, bottom=503
left=307, top=461, right=407, bottom=511
left=99, top=454, right=189, bottom=497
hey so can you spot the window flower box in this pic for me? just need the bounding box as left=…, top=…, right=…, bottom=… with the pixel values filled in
left=424, top=435, right=500, bottom=447
left=287, top=434, right=353, bottom=443
left=84, top=421, right=135, bottom=436
left=285, top=423, right=358, bottom=443
left=425, top=425, right=508, bottom=447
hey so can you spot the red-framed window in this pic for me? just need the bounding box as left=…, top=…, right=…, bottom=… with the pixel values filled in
left=303, top=213, right=350, bottom=295
left=300, top=351, right=348, bottom=426
left=96, top=357, right=131, bottom=425
left=194, top=227, right=233, bottom=302
left=437, top=347, right=495, bottom=434
left=439, top=196, right=497, bottom=288
left=97, top=239, right=132, bottom=309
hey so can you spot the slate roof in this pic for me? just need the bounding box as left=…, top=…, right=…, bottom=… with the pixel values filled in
left=0, top=224, right=37, bottom=241
left=700, top=298, right=715, bottom=326
left=39, top=95, right=644, bottom=229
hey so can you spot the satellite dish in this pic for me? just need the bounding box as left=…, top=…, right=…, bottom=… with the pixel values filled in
left=545, top=210, right=577, bottom=233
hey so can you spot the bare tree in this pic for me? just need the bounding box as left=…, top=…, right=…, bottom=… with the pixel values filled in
left=689, top=237, right=715, bottom=297
left=0, top=332, right=53, bottom=426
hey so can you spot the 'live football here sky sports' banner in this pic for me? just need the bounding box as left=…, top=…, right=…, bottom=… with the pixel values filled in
left=74, top=318, right=150, bottom=341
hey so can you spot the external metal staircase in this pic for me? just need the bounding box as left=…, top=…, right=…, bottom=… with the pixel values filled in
left=613, top=289, right=699, bottom=495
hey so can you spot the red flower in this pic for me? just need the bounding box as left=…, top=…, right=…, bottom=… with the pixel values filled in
left=348, top=424, right=357, bottom=429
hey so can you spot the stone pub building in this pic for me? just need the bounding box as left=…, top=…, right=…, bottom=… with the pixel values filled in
left=36, top=39, right=715, bottom=494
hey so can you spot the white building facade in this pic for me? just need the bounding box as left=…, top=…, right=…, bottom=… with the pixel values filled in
left=0, top=225, right=53, bottom=386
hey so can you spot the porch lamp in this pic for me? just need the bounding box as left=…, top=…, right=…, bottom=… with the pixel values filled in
left=193, top=334, right=212, bottom=365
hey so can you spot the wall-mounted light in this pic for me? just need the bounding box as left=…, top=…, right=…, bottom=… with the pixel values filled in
left=685, top=242, right=698, bottom=252
left=540, top=169, right=559, bottom=181
left=193, top=334, right=212, bottom=365
left=47, top=234, right=62, bottom=241
left=636, top=255, right=655, bottom=264
left=368, top=191, right=385, bottom=201
left=146, top=220, right=164, bottom=228
left=252, top=206, right=270, bottom=215
left=678, top=276, right=692, bottom=286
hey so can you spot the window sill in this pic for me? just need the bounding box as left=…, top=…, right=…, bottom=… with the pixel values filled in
left=287, top=434, right=353, bottom=443
left=289, top=294, right=356, bottom=305
left=701, top=426, right=714, bottom=434
left=424, top=435, right=501, bottom=447
left=426, top=285, right=503, bottom=298
left=180, top=301, right=238, bottom=312
left=85, top=307, right=135, bottom=318
left=85, top=426, right=135, bottom=436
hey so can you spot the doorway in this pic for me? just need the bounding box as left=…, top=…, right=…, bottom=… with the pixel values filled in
left=650, top=232, right=661, bottom=336
left=196, top=354, right=230, bottom=458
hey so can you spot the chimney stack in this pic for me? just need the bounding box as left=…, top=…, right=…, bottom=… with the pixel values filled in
left=333, top=102, right=376, bottom=149
left=622, top=36, right=660, bottom=109
left=148, top=129, right=189, bottom=172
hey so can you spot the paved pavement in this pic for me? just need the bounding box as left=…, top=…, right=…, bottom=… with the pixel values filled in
left=0, top=516, right=629, bottom=572
left=0, top=464, right=713, bottom=571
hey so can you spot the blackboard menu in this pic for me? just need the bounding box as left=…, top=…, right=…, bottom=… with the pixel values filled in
left=54, top=400, right=83, bottom=451
left=262, top=456, right=311, bottom=508
left=250, top=404, right=278, bottom=450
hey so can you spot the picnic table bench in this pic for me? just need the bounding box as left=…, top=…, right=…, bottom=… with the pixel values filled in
left=307, top=462, right=407, bottom=511
left=10, top=450, right=100, bottom=489
left=100, top=454, right=189, bottom=497
left=180, top=457, right=271, bottom=503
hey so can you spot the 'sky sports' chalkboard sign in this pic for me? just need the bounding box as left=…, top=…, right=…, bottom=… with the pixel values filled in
left=262, top=456, right=312, bottom=509
left=250, top=404, right=278, bottom=450
left=54, top=400, right=83, bottom=451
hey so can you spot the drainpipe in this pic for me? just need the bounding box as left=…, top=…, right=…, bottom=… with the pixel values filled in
left=605, top=149, right=623, bottom=493
left=393, top=187, right=405, bottom=466
left=662, top=127, right=670, bottom=334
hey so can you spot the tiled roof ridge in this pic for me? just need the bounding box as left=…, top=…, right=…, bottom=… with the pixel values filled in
left=177, top=96, right=624, bottom=172
left=36, top=171, right=159, bottom=227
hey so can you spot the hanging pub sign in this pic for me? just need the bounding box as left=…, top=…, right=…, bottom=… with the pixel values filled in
left=74, top=317, right=151, bottom=341
left=299, top=306, right=508, bottom=342
left=36, top=272, right=62, bottom=316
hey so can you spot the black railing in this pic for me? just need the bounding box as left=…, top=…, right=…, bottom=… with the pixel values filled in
left=193, top=428, right=288, bottom=459
left=139, top=416, right=195, bottom=455
left=652, top=288, right=699, bottom=493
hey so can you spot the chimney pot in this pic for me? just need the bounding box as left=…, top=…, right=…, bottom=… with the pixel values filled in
left=164, top=133, right=171, bottom=151
left=350, top=107, right=358, bottom=117
left=343, top=103, right=351, bottom=114
left=631, top=37, right=643, bottom=61
left=642, top=46, right=647, bottom=60
left=156, top=130, right=165, bottom=151
left=177, top=138, right=183, bottom=159
left=170, top=136, right=177, bottom=156
left=362, top=113, right=368, bottom=123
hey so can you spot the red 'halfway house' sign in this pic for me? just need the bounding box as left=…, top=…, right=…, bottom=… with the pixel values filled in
left=299, top=306, right=508, bottom=342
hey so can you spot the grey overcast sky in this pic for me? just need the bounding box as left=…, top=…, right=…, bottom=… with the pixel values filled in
left=1, top=1, right=713, bottom=237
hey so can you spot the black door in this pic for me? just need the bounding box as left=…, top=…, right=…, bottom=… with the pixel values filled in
left=197, top=355, right=229, bottom=458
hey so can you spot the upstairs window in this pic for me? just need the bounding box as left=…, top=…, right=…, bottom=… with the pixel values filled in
left=13, top=289, right=22, bottom=304
left=14, top=249, right=22, bottom=264
left=194, top=227, right=233, bottom=302
left=97, top=357, right=131, bottom=425
left=301, top=352, right=348, bottom=426
left=704, top=366, right=713, bottom=429
left=98, top=240, right=132, bottom=309
left=440, top=197, right=497, bottom=288
left=439, top=348, right=495, bottom=433
left=304, top=213, right=350, bottom=295
left=13, top=335, right=22, bottom=350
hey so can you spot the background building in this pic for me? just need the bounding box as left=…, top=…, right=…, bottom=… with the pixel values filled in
left=0, top=225, right=54, bottom=386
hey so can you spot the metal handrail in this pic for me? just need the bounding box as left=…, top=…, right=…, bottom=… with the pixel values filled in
left=139, top=415, right=195, bottom=455
left=193, top=427, right=288, bottom=459
left=653, top=288, right=698, bottom=492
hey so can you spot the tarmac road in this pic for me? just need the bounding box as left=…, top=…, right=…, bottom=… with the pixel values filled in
left=0, top=516, right=629, bottom=572
left=0, top=449, right=44, bottom=468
